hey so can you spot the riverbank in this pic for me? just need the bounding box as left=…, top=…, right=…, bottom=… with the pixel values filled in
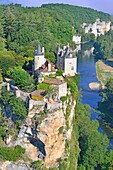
left=96, top=59, right=113, bottom=140
left=96, top=60, right=113, bottom=86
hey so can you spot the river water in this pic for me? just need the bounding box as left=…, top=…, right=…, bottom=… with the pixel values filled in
left=77, top=54, right=101, bottom=120
left=77, top=51, right=113, bottom=149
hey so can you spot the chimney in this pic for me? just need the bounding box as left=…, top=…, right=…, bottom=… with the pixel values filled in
left=42, top=47, right=44, bottom=53
left=48, top=63, right=51, bottom=72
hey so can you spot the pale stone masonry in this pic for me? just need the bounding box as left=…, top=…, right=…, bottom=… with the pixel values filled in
left=33, top=44, right=46, bottom=71
left=32, top=44, right=56, bottom=76
left=72, top=35, right=81, bottom=44
left=44, top=77, right=67, bottom=99
left=56, top=44, right=77, bottom=76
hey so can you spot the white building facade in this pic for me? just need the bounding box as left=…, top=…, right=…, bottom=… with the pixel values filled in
left=34, top=44, right=46, bottom=71
left=56, top=45, right=77, bottom=76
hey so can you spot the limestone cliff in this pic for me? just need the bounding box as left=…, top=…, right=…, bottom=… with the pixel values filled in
left=82, top=18, right=111, bottom=37
left=22, top=97, right=76, bottom=167
left=1, top=96, right=78, bottom=169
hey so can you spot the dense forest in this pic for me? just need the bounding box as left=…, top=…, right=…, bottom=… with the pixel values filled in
left=94, top=30, right=113, bottom=60
left=0, top=3, right=112, bottom=76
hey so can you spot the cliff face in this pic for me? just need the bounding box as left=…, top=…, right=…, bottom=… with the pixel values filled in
left=82, top=18, right=111, bottom=37
left=37, top=109, right=66, bottom=167
left=37, top=98, right=77, bottom=167
left=4, top=96, right=76, bottom=169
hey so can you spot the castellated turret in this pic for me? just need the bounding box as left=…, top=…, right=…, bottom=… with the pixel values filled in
left=34, top=44, right=46, bottom=71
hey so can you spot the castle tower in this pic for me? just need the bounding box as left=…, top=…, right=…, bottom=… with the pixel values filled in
left=56, top=44, right=77, bottom=76
left=34, top=44, right=46, bottom=71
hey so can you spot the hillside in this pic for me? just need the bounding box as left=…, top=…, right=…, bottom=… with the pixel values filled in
left=42, top=4, right=113, bottom=32
left=0, top=3, right=112, bottom=55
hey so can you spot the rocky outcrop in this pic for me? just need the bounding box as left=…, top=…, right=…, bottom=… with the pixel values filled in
left=37, top=109, right=66, bottom=167
left=89, top=82, right=101, bottom=90
left=0, top=161, right=28, bottom=170
left=0, top=94, right=77, bottom=170
left=5, top=96, right=76, bottom=168
left=82, top=18, right=111, bottom=37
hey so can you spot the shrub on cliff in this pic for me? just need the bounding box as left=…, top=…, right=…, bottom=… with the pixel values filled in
left=1, top=87, right=27, bottom=122
left=0, top=145, right=25, bottom=161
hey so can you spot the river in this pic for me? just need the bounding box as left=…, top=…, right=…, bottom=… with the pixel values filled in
left=77, top=50, right=113, bottom=149
left=77, top=54, right=101, bottom=120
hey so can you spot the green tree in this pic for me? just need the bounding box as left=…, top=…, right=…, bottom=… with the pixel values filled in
left=9, top=67, right=35, bottom=91
left=94, top=30, right=113, bottom=60
left=76, top=103, right=109, bottom=170
left=1, top=87, right=27, bottom=121
left=0, top=50, right=25, bottom=74
left=45, top=51, right=56, bottom=64
left=98, top=79, right=113, bottom=124
left=0, top=50, right=15, bottom=74
left=56, top=69, right=63, bottom=76
left=0, top=145, right=25, bottom=161
left=0, top=69, right=3, bottom=83
left=45, top=86, right=58, bottom=99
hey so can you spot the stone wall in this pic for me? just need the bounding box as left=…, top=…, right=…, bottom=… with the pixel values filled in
left=29, top=99, right=45, bottom=110
left=57, top=82, right=67, bottom=99
left=47, top=102, right=62, bottom=110
left=0, top=82, right=64, bottom=113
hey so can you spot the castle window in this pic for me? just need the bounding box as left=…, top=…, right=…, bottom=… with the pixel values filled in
left=71, top=66, right=74, bottom=70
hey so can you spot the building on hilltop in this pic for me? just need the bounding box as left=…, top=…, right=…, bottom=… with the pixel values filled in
left=33, top=44, right=77, bottom=77
left=32, top=44, right=56, bottom=76
left=56, top=44, right=77, bottom=76
left=44, top=77, right=67, bottom=99
left=33, top=44, right=46, bottom=72
left=31, top=77, right=67, bottom=102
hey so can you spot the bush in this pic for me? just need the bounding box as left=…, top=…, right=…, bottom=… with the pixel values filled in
left=9, top=67, right=35, bottom=91
left=1, top=87, right=27, bottom=121
left=0, top=145, right=25, bottom=161
left=60, top=96, right=68, bottom=102
left=37, top=82, right=51, bottom=90
left=56, top=70, right=63, bottom=76
left=0, top=69, right=3, bottom=83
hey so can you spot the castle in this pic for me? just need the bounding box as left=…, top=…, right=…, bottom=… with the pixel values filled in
left=32, top=44, right=56, bottom=76
left=33, top=44, right=77, bottom=77
left=56, top=44, right=77, bottom=76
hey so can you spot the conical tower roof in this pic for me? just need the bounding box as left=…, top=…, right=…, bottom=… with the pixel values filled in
left=37, top=44, right=41, bottom=54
